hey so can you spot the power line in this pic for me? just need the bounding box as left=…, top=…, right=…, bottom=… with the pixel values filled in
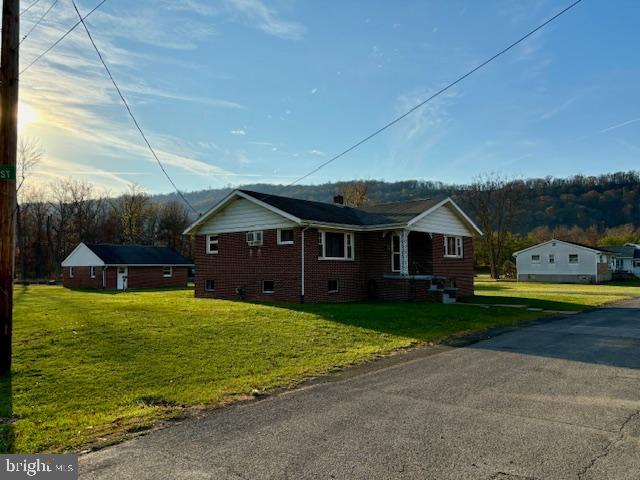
left=284, top=0, right=583, bottom=189
left=20, top=0, right=107, bottom=75
left=20, top=0, right=60, bottom=45
left=21, top=0, right=42, bottom=15
left=70, top=0, right=199, bottom=215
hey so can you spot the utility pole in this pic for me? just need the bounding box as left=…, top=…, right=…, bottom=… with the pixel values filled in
left=0, top=0, right=20, bottom=376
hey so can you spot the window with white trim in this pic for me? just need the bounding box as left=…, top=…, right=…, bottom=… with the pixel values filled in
left=69, top=266, right=74, bottom=278
left=569, top=254, right=579, bottom=264
left=278, top=229, right=294, bottom=245
left=206, top=235, right=219, bottom=254
left=246, top=230, right=263, bottom=246
left=444, top=236, right=463, bottom=258
left=163, top=266, right=173, bottom=277
left=262, top=280, right=275, bottom=294
left=318, top=231, right=354, bottom=260
left=391, top=234, right=401, bottom=272
left=548, top=254, right=555, bottom=264
left=90, top=266, right=96, bottom=278
left=531, top=254, right=541, bottom=264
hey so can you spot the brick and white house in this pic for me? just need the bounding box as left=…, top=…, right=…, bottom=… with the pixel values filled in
left=61, top=243, right=193, bottom=290
left=184, top=190, right=482, bottom=303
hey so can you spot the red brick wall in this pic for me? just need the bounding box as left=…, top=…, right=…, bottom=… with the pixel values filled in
left=194, top=228, right=475, bottom=303
left=127, top=266, right=189, bottom=289
left=62, top=265, right=188, bottom=289
left=62, top=266, right=103, bottom=289
left=194, top=229, right=302, bottom=302
left=431, top=234, right=474, bottom=296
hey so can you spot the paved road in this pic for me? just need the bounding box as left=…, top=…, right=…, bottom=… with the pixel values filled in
left=81, top=300, right=640, bottom=480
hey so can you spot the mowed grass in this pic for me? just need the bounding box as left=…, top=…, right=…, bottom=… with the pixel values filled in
left=0, top=286, right=554, bottom=453
left=461, top=275, right=640, bottom=311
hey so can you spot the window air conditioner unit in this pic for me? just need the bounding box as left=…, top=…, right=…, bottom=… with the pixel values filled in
left=246, top=231, right=263, bottom=246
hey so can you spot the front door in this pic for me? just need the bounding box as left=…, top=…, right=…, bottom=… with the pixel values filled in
left=117, top=267, right=128, bottom=290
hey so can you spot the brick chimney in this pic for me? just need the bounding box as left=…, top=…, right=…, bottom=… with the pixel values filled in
left=333, top=194, right=344, bottom=205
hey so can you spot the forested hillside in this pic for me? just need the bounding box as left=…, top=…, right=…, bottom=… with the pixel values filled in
left=156, top=171, right=640, bottom=233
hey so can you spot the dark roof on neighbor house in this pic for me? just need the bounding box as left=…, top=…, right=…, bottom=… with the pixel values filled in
left=600, top=245, right=639, bottom=258
left=239, top=190, right=442, bottom=226
left=85, top=244, right=192, bottom=265
left=549, top=239, right=617, bottom=254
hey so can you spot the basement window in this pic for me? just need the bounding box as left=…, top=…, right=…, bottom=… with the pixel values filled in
left=205, top=280, right=215, bottom=291
left=90, top=266, right=96, bottom=278
left=328, top=279, right=339, bottom=293
left=262, top=280, right=275, bottom=294
left=163, top=266, right=173, bottom=278
left=278, top=229, right=294, bottom=245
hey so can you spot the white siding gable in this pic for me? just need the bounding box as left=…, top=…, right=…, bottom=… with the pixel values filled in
left=410, top=204, right=473, bottom=236
left=61, top=243, right=105, bottom=267
left=198, top=197, right=296, bottom=234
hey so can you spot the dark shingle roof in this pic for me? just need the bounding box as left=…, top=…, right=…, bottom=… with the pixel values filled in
left=85, top=244, right=192, bottom=265
left=600, top=245, right=637, bottom=258
left=239, top=190, right=442, bottom=226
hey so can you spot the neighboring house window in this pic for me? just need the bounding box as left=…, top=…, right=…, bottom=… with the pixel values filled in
left=616, top=259, right=624, bottom=269
left=262, top=280, right=275, bottom=294
left=531, top=255, right=541, bottom=264
left=205, top=280, right=215, bottom=291
left=246, top=230, right=264, bottom=246
left=69, top=267, right=74, bottom=278
left=278, top=229, right=294, bottom=245
left=569, top=254, right=579, bottom=264
left=548, top=254, right=555, bottom=264
left=391, top=234, right=401, bottom=272
left=328, top=279, right=339, bottom=293
left=634, top=261, right=640, bottom=268
left=444, top=236, right=463, bottom=258
left=163, top=266, right=173, bottom=277
left=90, top=266, right=96, bottom=278
left=206, top=235, right=219, bottom=254
left=318, top=231, right=354, bottom=260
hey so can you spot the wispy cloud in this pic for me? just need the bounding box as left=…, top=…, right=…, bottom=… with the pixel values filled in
left=231, top=128, right=247, bottom=136
left=224, top=0, right=306, bottom=39
left=309, top=149, right=325, bottom=156
left=538, top=93, right=581, bottom=121
left=600, top=116, right=640, bottom=133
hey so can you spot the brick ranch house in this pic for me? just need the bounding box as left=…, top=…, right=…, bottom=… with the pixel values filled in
left=184, top=190, right=482, bottom=303
left=61, top=243, right=193, bottom=290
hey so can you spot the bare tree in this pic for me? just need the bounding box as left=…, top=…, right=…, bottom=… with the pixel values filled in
left=157, top=200, right=190, bottom=251
left=116, top=183, right=154, bottom=244
left=15, top=138, right=43, bottom=280
left=338, top=180, right=369, bottom=207
left=463, top=174, right=526, bottom=279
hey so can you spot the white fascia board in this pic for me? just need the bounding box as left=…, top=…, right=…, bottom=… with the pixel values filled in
left=407, top=197, right=483, bottom=236
left=305, top=222, right=406, bottom=232
left=183, top=190, right=302, bottom=235
left=104, top=264, right=194, bottom=267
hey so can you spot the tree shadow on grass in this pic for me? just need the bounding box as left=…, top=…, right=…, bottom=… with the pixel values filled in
left=0, top=374, right=13, bottom=453
left=458, top=295, right=591, bottom=311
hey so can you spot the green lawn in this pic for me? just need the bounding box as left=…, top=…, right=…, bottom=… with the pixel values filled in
left=2, top=280, right=637, bottom=454
left=460, top=275, right=640, bottom=311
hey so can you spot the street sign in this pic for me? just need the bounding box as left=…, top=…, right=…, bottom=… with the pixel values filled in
left=0, top=165, right=15, bottom=181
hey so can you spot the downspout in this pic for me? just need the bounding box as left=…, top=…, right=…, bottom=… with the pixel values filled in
left=102, top=266, right=107, bottom=289
left=301, top=226, right=310, bottom=303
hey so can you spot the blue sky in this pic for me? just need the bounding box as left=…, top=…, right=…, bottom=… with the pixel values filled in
left=19, top=0, right=640, bottom=195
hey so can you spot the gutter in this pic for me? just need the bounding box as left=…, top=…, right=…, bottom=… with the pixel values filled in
left=300, top=226, right=310, bottom=303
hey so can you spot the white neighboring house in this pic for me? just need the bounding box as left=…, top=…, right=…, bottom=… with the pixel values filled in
left=513, top=239, right=615, bottom=284
left=602, top=243, right=640, bottom=278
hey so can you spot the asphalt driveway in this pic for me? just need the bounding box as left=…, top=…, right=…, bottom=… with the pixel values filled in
left=81, top=299, right=640, bottom=479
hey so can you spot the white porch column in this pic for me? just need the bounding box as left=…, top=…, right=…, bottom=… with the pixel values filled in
left=400, top=229, right=409, bottom=276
